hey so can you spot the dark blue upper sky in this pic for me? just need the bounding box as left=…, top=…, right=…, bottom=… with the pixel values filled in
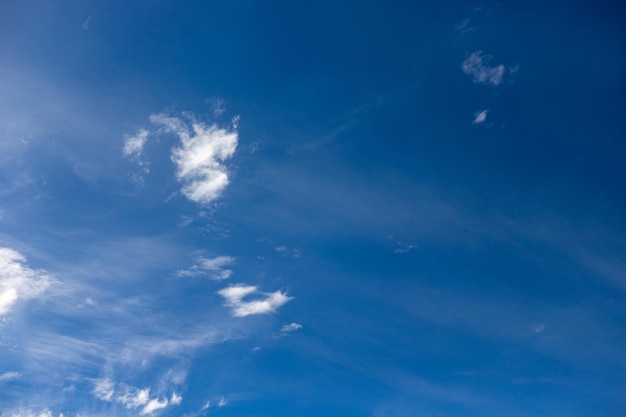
left=1, top=1, right=625, bottom=416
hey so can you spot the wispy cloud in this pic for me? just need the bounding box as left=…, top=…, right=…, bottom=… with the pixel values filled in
left=0, top=371, right=22, bottom=381
left=206, top=97, right=226, bottom=117
left=456, top=18, right=477, bottom=34
left=531, top=324, right=546, bottom=334
left=9, top=410, right=61, bottom=417
left=462, top=51, right=505, bottom=86
left=92, top=378, right=180, bottom=415
left=170, top=392, right=183, bottom=405
left=281, top=322, right=302, bottom=332
left=218, top=284, right=292, bottom=317
left=176, top=256, right=234, bottom=280
left=472, top=110, right=488, bottom=124
left=123, top=129, right=149, bottom=159
left=81, top=17, right=92, bottom=30
left=150, top=113, right=238, bottom=205
left=0, top=247, right=52, bottom=316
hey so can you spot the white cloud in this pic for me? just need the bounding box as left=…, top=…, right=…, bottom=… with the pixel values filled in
left=92, top=379, right=175, bottom=415
left=0, top=371, right=21, bottom=381
left=170, top=392, right=183, bottom=405
left=202, top=400, right=211, bottom=410
left=123, top=129, right=149, bottom=158
left=118, top=387, right=150, bottom=408
left=176, top=256, right=234, bottom=280
left=150, top=113, right=238, bottom=205
left=281, top=322, right=302, bottom=332
left=218, top=397, right=227, bottom=407
left=141, top=398, right=169, bottom=415
left=93, top=378, right=115, bottom=401
left=472, top=110, right=488, bottom=124
left=218, top=284, right=292, bottom=317
left=0, top=247, right=52, bottom=316
left=462, top=51, right=505, bottom=86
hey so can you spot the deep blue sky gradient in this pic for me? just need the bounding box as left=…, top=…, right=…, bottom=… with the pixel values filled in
left=1, top=1, right=625, bottom=416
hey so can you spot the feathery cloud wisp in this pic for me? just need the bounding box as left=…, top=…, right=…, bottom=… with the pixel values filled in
left=150, top=113, right=238, bottom=205
left=462, top=51, right=505, bottom=86
left=281, top=322, right=302, bottom=332
left=0, top=371, right=22, bottom=381
left=92, top=379, right=180, bottom=415
left=472, top=110, right=488, bottom=124
left=176, top=256, right=234, bottom=280
left=218, top=284, right=292, bottom=317
left=123, top=129, right=149, bottom=158
left=0, top=247, right=52, bottom=316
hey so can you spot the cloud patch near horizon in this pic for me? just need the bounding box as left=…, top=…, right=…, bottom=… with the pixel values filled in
left=218, top=284, right=292, bottom=317
left=0, top=247, right=52, bottom=316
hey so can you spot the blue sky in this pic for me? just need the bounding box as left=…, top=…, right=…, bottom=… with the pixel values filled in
left=1, top=1, right=626, bottom=416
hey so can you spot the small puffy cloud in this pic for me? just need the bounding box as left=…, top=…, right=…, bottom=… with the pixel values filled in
left=472, top=110, right=488, bottom=124
left=0, top=371, right=21, bottom=381
left=176, top=256, right=234, bottom=280
left=202, top=400, right=211, bottom=410
left=281, top=322, right=302, bottom=332
left=218, top=397, right=227, bottom=407
left=0, top=247, right=52, bottom=316
left=462, top=51, right=505, bottom=86
left=150, top=113, right=238, bottom=205
left=218, top=284, right=292, bottom=317
left=123, top=129, right=149, bottom=158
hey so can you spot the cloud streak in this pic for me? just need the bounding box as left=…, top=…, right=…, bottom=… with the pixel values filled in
left=218, top=284, right=292, bottom=317
left=472, top=110, right=488, bottom=124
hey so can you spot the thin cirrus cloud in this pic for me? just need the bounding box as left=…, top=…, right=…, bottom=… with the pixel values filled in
left=0, top=247, right=52, bottom=316
left=472, top=110, right=488, bottom=124
left=218, top=284, right=292, bottom=317
left=176, top=255, right=234, bottom=280
left=122, top=129, right=149, bottom=159
left=150, top=113, right=239, bottom=205
left=92, top=378, right=181, bottom=415
left=0, top=371, right=22, bottom=381
left=281, top=322, right=302, bottom=332
left=462, top=51, right=505, bottom=86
